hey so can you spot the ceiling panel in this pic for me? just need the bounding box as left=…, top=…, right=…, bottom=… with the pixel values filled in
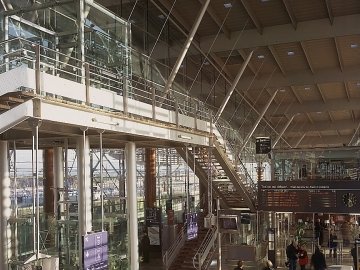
left=273, top=88, right=296, bottom=104
left=330, top=110, right=352, bottom=121
left=309, top=111, right=330, bottom=121
left=303, top=39, right=339, bottom=71
left=321, top=130, right=338, bottom=136
left=248, top=0, right=290, bottom=27
left=212, top=1, right=254, bottom=32
left=347, top=81, right=360, bottom=99
left=273, top=43, right=310, bottom=72
left=338, top=129, right=354, bottom=136
left=244, top=47, right=278, bottom=74
left=293, top=85, right=321, bottom=102
left=290, top=0, right=328, bottom=22
left=319, top=82, right=347, bottom=100
left=337, top=35, right=360, bottom=67
left=330, top=0, right=360, bottom=17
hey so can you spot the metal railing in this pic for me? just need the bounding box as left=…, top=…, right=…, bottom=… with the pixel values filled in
left=163, top=223, right=187, bottom=269
left=0, top=38, right=213, bottom=124
left=192, top=225, right=218, bottom=270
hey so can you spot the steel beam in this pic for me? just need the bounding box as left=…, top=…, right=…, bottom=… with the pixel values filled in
left=267, top=98, right=360, bottom=116
left=198, top=0, right=231, bottom=39
left=159, top=0, right=210, bottom=105
left=282, top=0, right=297, bottom=29
left=200, top=14, right=360, bottom=53
left=2, top=0, right=74, bottom=16
left=348, top=122, right=360, bottom=146
left=238, top=89, right=278, bottom=154
left=272, top=115, right=294, bottom=148
left=213, top=51, right=253, bottom=124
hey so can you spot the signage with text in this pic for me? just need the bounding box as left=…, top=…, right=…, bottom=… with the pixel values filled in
left=258, top=180, right=360, bottom=213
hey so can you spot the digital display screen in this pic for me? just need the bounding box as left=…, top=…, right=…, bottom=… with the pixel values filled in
left=186, top=213, right=198, bottom=240
left=220, top=217, right=238, bottom=230
left=258, top=180, right=360, bottom=213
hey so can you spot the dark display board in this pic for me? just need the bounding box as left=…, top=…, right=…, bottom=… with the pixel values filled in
left=145, top=207, right=161, bottom=226
left=258, top=180, right=360, bottom=213
left=256, top=137, right=271, bottom=154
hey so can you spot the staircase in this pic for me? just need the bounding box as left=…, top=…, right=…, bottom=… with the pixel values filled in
left=177, top=132, right=256, bottom=211
left=168, top=226, right=209, bottom=270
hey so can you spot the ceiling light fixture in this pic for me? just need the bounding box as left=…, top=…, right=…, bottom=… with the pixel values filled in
left=257, top=55, right=265, bottom=59
left=304, top=86, right=311, bottom=90
left=350, top=44, right=358, bottom=49
left=279, top=88, right=286, bottom=92
left=287, top=51, right=295, bottom=56
left=224, top=2, right=232, bottom=8
left=158, top=14, right=165, bottom=19
left=356, top=82, right=360, bottom=87
left=260, top=0, right=270, bottom=2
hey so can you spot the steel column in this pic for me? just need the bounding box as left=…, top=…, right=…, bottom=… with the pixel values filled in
left=43, top=148, right=55, bottom=246
left=77, top=132, right=92, bottom=269
left=126, top=142, right=139, bottom=270
left=159, top=0, right=211, bottom=105
left=0, top=141, right=11, bottom=270
left=272, top=115, right=295, bottom=148
left=238, top=89, right=279, bottom=155
left=145, top=148, right=156, bottom=208
left=213, top=51, right=254, bottom=124
left=77, top=0, right=85, bottom=82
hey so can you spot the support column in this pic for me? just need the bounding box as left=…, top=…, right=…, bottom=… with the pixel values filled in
left=53, top=147, right=64, bottom=255
left=77, top=135, right=92, bottom=269
left=145, top=148, right=156, bottom=208
left=54, top=147, right=64, bottom=219
left=0, top=141, right=11, bottom=270
left=126, top=142, right=139, bottom=270
left=43, top=148, right=55, bottom=247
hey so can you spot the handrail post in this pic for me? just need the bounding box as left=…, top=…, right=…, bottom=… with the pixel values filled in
left=152, top=87, right=156, bottom=120
left=35, top=44, right=41, bottom=95
left=84, top=62, right=90, bottom=105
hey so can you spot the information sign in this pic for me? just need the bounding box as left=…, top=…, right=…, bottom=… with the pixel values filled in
left=256, top=137, right=271, bottom=154
left=82, top=231, right=108, bottom=270
left=258, top=180, right=360, bottom=213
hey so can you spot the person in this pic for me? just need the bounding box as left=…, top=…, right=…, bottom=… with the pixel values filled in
left=286, top=240, right=298, bottom=270
left=351, top=244, right=357, bottom=270
left=234, top=260, right=244, bottom=270
left=140, top=231, right=150, bottom=263
left=262, top=259, right=274, bottom=270
left=315, top=218, right=324, bottom=246
left=311, top=246, right=327, bottom=270
left=298, top=244, right=309, bottom=270
left=329, top=231, right=337, bottom=258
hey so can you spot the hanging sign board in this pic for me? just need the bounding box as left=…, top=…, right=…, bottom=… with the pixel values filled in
left=256, top=137, right=271, bottom=154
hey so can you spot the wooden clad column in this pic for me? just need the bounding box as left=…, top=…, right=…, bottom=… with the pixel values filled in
left=43, top=148, right=55, bottom=246
left=145, top=148, right=156, bottom=208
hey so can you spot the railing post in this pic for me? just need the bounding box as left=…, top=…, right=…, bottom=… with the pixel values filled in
left=175, top=99, right=179, bottom=128
left=152, top=87, right=156, bottom=120
left=194, top=98, right=198, bottom=130
left=84, top=62, right=90, bottom=105
left=35, top=44, right=41, bottom=95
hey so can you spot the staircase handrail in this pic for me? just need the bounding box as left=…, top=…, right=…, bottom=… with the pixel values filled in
left=192, top=225, right=218, bottom=270
left=163, top=223, right=187, bottom=269
left=213, top=119, right=257, bottom=197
